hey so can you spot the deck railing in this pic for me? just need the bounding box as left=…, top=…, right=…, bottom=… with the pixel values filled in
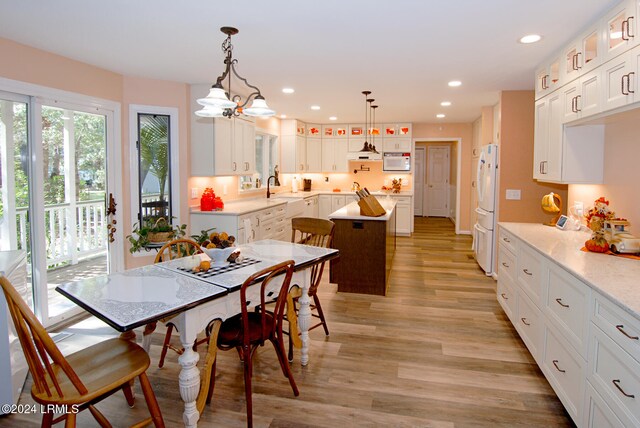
left=16, top=199, right=107, bottom=267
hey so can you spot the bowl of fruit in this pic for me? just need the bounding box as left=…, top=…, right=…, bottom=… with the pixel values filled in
left=200, top=232, right=238, bottom=266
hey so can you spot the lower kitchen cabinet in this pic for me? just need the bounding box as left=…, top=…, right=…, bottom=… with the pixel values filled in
left=318, top=195, right=332, bottom=220
left=389, top=195, right=412, bottom=235
left=497, top=223, right=640, bottom=428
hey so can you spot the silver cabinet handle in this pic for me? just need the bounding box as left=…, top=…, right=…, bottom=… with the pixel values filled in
left=555, top=298, right=570, bottom=308
left=613, top=379, right=635, bottom=398
left=552, top=360, right=566, bottom=373
left=616, top=324, right=639, bottom=340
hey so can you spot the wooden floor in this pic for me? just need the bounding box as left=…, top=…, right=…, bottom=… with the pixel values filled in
left=0, top=217, right=574, bottom=427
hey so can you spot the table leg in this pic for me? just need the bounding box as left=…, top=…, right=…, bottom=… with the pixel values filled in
left=296, top=270, right=312, bottom=366
left=179, top=339, right=201, bottom=427
left=142, top=321, right=157, bottom=353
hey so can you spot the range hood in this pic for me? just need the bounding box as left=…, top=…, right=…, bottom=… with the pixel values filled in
left=347, top=151, right=382, bottom=161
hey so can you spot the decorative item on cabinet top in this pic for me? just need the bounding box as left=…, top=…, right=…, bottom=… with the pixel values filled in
left=195, top=27, right=275, bottom=119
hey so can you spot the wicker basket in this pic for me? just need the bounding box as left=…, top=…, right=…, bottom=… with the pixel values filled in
left=147, top=218, right=173, bottom=243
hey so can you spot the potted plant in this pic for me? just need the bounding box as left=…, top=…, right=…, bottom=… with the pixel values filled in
left=126, top=217, right=187, bottom=254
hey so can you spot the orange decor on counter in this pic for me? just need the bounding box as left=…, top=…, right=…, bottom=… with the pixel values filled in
left=200, top=188, right=216, bottom=211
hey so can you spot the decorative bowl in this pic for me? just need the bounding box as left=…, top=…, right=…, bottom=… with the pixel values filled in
left=200, top=246, right=237, bottom=266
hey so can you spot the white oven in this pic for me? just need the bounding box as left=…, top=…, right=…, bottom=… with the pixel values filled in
left=383, top=152, right=411, bottom=172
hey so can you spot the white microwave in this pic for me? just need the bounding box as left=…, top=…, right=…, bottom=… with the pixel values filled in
left=383, top=152, right=411, bottom=172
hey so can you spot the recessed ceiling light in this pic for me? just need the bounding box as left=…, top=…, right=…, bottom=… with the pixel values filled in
left=280, top=114, right=287, bottom=119
left=311, top=105, right=321, bottom=110
left=519, top=34, right=542, bottom=44
left=436, top=114, right=446, bottom=118
left=440, top=101, right=452, bottom=107
left=282, top=88, right=295, bottom=94
left=329, top=116, right=337, bottom=121
left=448, top=80, right=462, bottom=87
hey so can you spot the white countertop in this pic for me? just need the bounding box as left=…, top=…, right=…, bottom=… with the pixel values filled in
left=329, top=198, right=396, bottom=221
left=272, top=189, right=413, bottom=198
left=499, top=222, right=640, bottom=318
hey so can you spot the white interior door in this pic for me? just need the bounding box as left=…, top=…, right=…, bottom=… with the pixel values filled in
left=427, top=146, right=450, bottom=217
left=414, top=147, right=425, bottom=216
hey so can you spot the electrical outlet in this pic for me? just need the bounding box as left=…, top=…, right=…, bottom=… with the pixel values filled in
left=191, top=188, right=199, bottom=199
left=506, top=189, right=521, bottom=200
left=574, top=201, right=584, bottom=217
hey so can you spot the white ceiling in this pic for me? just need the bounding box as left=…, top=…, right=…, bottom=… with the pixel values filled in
left=0, top=0, right=619, bottom=124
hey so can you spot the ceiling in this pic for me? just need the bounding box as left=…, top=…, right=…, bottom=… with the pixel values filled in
left=0, top=0, right=619, bottom=124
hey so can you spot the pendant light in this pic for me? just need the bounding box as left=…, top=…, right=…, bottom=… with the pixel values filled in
left=196, top=27, right=275, bottom=118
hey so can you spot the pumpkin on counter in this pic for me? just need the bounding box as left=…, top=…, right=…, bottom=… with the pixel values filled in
left=585, top=238, right=609, bottom=253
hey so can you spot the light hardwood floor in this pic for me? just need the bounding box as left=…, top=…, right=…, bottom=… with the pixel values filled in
left=0, top=217, right=574, bottom=427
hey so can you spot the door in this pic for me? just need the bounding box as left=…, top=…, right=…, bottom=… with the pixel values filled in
left=427, top=146, right=449, bottom=217
left=414, top=147, right=425, bottom=216
left=0, top=91, right=122, bottom=327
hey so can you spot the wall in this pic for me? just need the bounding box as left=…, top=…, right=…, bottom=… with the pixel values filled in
left=497, top=91, right=567, bottom=224
left=568, top=110, right=640, bottom=229
left=412, top=122, right=472, bottom=232
left=0, top=37, right=191, bottom=269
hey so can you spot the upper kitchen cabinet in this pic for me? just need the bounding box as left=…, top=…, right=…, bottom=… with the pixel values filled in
left=561, top=26, right=602, bottom=84
left=306, top=136, right=322, bottom=172
left=561, top=68, right=603, bottom=123
left=281, top=134, right=306, bottom=174
left=534, top=92, right=562, bottom=181
left=321, top=138, right=349, bottom=172
left=306, top=124, right=321, bottom=138
left=190, top=84, right=256, bottom=176
left=381, top=123, right=412, bottom=153
left=535, top=56, right=562, bottom=100
left=382, top=138, right=411, bottom=152
left=601, top=44, right=640, bottom=111
left=604, top=0, right=638, bottom=62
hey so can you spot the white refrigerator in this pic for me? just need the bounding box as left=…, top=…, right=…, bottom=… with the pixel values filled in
left=474, top=144, right=498, bottom=275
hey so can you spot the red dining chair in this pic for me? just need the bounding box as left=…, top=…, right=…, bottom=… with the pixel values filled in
left=206, top=260, right=298, bottom=428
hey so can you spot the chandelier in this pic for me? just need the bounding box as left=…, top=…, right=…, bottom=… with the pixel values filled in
left=195, top=27, right=275, bottom=118
left=359, top=91, right=379, bottom=153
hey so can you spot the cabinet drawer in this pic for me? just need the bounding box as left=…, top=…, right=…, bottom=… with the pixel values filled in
left=592, top=292, right=640, bottom=360
left=517, top=244, right=544, bottom=306
left=583, top=382, right=625, bottom=428
left=542, top=324, right=585, bottom=422
left=498, top=227, right=517, bottom=255
left=545, top=264, right=589, bottom=358
left=392, top=196, right=411, bottom=205
left=516, top=291, right=542, bottom=362
left=497, top=278, right=517, bottom=323
left=498, top=246, right=516, bottom=282
left=589, top=324, right=640, bottom=428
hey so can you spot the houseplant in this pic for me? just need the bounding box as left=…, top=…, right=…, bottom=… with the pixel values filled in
left=126, top=217, right=187, bottom=253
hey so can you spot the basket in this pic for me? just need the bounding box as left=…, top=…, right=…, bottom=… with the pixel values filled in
left=147, top=218, right=173, bottom=243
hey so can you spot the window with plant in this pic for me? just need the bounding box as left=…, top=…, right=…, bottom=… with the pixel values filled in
left=137, top=113, right=171, bottom=224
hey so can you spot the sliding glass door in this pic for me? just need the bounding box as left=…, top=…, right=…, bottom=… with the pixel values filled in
left=0, top=90, right=121, bottom=327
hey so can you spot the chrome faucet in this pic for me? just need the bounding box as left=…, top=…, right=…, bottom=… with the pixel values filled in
left=266, top=175, right=276, bottom=198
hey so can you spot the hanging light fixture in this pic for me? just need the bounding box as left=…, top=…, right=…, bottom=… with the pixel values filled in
left=371, top=104, right=378, bottom=152
left=195, top=27, right=275, bottom=118
left=359, top=91, right=379, bottom=153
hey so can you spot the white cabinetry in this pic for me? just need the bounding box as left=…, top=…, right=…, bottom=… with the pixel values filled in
left=562, top=69, right=603, bottom=123
left=603, top=0, right=638, bottom=62
left=390, top=195, right=412, bottom=235
left=190, top=85, right=255, bottom=176
left=318, top=195, right=332, bottom=220
left=306, top=138, right=322, bottom=173
left=382, top=138, right=411, bottom=152
left=534, top=91, right=562, bottom=181
left=321, top=139, right=349, bottom=172
left=497, top=224, right=640, bottom=428
left=302, top=195, right=319, bottom=218
left=535, top=56, right=562, bottom=100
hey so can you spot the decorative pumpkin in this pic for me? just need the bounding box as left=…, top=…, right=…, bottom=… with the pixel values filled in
left=585, top=238, right=609, bottom=253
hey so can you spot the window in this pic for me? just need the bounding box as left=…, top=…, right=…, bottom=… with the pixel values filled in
left=239, top=132, right=279, bottom=191
left=129, top=105, right=180, bottom=257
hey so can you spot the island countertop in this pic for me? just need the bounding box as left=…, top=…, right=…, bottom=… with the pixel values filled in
left=499, top=222, right=640, bottom=318
left=328, top=198, right=396, bottom=221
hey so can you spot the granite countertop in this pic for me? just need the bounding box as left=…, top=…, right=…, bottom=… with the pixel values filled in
left=499, top=222, right=640, bottom=318
left=329, top=199, right=397, bottom=221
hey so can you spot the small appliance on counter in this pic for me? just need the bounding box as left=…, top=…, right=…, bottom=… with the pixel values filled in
left=303, top=179, right=312, bottom=191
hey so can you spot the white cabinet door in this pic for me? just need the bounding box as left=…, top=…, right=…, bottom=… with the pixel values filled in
left=296, top=135, right=307, bottom=174
left=602, top=50, right=634, bottom=111
left=604, top=0, right=638, bottom=62
left=306, top=138, right=322, bottom=172
left=318, top=195, right=332, bottom=220
left=214, top=119, right=235, bottom=176
left=239, top=119, right=255, bottom=174
left=533, top=91, right=562, bottom=182
left=321, top=139, right=335, bottom=172
left=333, top=139, right=349, bottom=172
left=331, top=195, right=347, bottom=213
left=535, top=57, right=561, bottom=100
left=392, top=196, right=412, bottom=235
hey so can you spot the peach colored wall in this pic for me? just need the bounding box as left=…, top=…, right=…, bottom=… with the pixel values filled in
left=412, top=123, right=472, bottom=231
left=0, top=37, right=191, bottom=269
left=0, top=38, right=123, bottom=101
left=122, top=76, right=190, bottom=268
left=497, top=91, right=567, bottom=224
left=568, top=112, right=640, bottom=229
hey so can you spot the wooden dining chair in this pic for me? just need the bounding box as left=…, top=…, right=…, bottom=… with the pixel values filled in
left=0, top=276, right=165, bottom=427
left=154, top=238, right=207, bottom=368
left=206, top=260, right=298, bottom=428
left=287, top=217, right=335, bottom=361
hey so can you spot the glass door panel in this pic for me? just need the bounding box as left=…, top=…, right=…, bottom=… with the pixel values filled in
left=0, top=96, right=33, bottom=309
left=40, top=105, right=109, bottom=322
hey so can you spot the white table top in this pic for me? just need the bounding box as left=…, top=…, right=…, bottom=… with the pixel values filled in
left=499, top=222, right=640, bottom=318
left=56, top=240, right=338, bottom=332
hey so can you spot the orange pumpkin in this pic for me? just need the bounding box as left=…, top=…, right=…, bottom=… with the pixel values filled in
left=585, top=239, right=609, bottom=253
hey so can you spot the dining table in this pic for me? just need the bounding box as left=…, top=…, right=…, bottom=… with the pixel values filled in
left=56, top=239, right=339, bottom=428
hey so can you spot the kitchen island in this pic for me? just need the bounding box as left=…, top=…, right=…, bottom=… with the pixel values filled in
left=329, top=198, right=396, bottom=295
